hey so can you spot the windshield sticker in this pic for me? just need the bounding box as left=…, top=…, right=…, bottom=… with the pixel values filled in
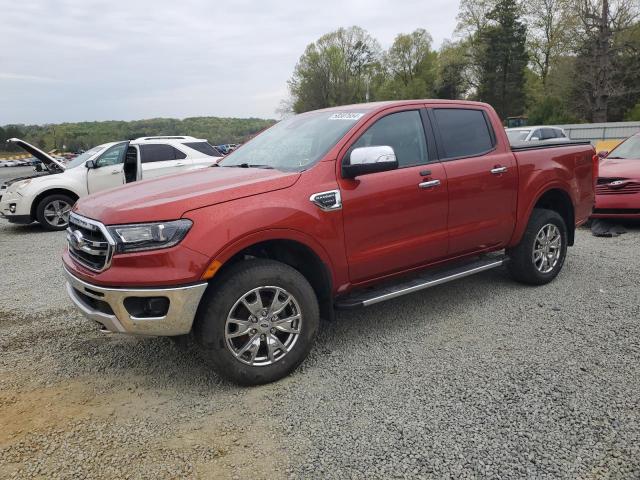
left=328, top=113, right=364, bottom=121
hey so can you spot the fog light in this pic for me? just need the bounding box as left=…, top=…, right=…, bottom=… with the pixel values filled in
left=123, top=296, right=170, bottom=318
left=9, top=203, right=16, bottom=213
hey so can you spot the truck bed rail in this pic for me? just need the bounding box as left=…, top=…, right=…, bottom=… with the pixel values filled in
left=510, top=140, right=593, bottom=152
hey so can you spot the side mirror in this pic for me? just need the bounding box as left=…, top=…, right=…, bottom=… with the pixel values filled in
left=85, top=160, right=97, bottom=169
left=342, top=146, right=398, bottom=179
left=530, top=136, right=539, bottom=141
left=597, top=150, right=609, bottom=159
left=34, top=163, right=43, bottom=172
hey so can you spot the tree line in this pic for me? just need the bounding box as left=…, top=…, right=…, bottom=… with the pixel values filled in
left=285, top=0, right=640, bottom=124
left=0, top=117, right=275, bottom=153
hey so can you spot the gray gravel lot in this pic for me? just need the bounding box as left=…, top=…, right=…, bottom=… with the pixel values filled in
left=0, top=166, right=34, bottom=183
left=1, top=218, right=639, bottom=479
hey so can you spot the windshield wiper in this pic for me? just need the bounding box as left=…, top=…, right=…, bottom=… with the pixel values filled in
left=226, top=163, right=274, bottom=169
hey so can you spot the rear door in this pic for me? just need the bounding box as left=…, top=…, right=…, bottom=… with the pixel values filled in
left=429, top=107, right=517, bottom=256
left=86, top=142, right=128, bottom=194
left=139, top=144, right=193, bottom=179
left=339, top=107, right=449, bottom=283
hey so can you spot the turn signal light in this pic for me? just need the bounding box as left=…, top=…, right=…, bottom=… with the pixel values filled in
left=201, top=260, right=222, bottom=280
left=592, top=154, right=600, bottom=185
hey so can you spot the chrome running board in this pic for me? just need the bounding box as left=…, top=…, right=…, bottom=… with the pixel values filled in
left=335, top=255, right=507, bottom=309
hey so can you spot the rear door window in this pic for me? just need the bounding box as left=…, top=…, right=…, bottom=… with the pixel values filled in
left=139, top=144, right=187, bottom=163
left=432, top=109, right=494, bottom=159
left=184, top=142, right=222, bottom=157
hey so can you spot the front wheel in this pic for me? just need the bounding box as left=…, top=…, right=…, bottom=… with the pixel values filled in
left=194, top=259, right=319, bottom=385
left=507, top=208, right=568, bottom=285
left=35, top=194, right=74, bottom=231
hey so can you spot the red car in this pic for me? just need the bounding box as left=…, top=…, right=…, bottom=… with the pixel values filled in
left=62, top=100, right=596, bottom=385
left=592, top=132, right=640, bottom=219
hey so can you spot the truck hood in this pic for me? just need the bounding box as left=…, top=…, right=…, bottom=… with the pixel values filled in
left=7, top=138, right=66, bottom=172
left=599, top=158, right=640, bottom=179
left=74, top=166, right=301, bottom=224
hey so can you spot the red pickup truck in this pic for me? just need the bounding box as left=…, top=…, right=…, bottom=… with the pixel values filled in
left=63, top=100, right=596, bottom=385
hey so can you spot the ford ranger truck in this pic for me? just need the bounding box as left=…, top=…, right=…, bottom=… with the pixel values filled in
left=62, top=100, right=596, bottom=385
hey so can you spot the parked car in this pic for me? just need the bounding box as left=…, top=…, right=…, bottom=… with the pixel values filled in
left=0, top=136, right=222, bottom=230
left=592, top=132, right=640, bottom=219
left=506, top=126, right=569, bottom=144
left=62, top=100, right=596, bottom=385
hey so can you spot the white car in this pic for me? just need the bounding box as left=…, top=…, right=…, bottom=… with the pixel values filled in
left=505, top=126, right=570, bottom=144
left=0, top=136, right=222, bottom=230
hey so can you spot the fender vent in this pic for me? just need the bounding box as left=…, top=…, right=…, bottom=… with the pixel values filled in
left=309, top=190, right=342, bottom=211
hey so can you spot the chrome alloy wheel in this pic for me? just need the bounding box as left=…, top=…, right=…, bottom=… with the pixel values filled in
left=532, top=223, right=562, bottom=273
left=225, top=286, right=302, bottom=366
left=43, top=199, right=71, bottom=228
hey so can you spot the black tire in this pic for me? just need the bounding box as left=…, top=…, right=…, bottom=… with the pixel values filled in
left=35, top=193, right=74, bottom=231
left=193, top=259, right=320, bottom=385
left=507, top=208, right=568, bottom=285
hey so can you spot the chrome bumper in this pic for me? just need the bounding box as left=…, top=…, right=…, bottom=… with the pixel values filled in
left=64, top=267, right=208, bottom=336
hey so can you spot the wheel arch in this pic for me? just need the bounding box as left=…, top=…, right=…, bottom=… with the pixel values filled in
left=30, top=188, right=80, bottom=220
left=519, top=187, right=575, bottom=246
left=209, top=233, right=336, bottom=322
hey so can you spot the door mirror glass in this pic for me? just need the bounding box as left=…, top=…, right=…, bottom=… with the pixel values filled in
left=343, top=146, right=398, bottom=178
left=34, top=163, right=43, bottom=172
left=85, top=160, right=97, bottom=169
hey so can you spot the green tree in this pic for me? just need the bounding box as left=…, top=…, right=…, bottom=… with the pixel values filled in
left=571, top=0, right=639, bottom=122
left=524, top=0, right=576, bottom=85
left=476, top=0, right=529, bottom=119
left=375, top=29, right=438, bottom=100
left=435, top=40, right=473, bottom=99
left=288, top=26, right=381, bottom=113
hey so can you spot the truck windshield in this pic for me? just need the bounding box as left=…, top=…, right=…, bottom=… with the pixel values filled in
left=219, top=111, right=366, bottom=171
left=608, top=135, right=640, bottom=160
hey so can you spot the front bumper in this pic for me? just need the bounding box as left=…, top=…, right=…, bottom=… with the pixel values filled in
left=592, top=193, right=640, bottom=219
left=64, top=266, right=208, bottom=336
left=0, top=190, right=31, bottom=222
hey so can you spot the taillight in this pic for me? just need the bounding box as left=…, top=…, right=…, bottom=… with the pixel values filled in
left=592, top=154, right=599, bottom=185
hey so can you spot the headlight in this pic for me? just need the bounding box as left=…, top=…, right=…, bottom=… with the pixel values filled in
left=107, top=219, right=192, bottom=253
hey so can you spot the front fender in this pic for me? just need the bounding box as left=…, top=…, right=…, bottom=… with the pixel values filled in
left=181, top=196, right=349, bottom=293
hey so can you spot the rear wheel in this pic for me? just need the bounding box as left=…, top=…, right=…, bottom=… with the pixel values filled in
left=35, top=194, right=74, bottom=231
left=194, top=259, right=319, bottom=385
left=507, top=208, right=568, bottom=285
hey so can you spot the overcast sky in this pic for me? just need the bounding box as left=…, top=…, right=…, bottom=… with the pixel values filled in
left=1, top=0, right=460, bottom=125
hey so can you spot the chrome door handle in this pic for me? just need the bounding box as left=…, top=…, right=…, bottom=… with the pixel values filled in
left=111, top=170, right=120, bottom=174
left=176, top=162, right=185, bottom=166
left=419, top=179, right=441, bottom=189
left=491, top=166, right=508, bottom=175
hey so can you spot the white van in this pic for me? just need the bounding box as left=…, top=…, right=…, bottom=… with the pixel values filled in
left=0, top=136, right=222, bottom=230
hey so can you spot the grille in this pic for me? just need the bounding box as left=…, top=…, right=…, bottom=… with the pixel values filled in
left=595, top=180, right=640, bottom=196
left=66, top=213, right=114, bottom=272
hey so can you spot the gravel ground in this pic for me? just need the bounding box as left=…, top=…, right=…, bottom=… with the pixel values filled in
left=0, top=166, right=34, bottom=183
left=1, top=218, right=639, bottom=479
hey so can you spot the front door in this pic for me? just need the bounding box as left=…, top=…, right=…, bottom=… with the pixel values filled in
left=86, top=142, right=128, bottom=194
left=339, top=108, right=449, bottom=284
left=429, top=107, right=517, bottom=256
